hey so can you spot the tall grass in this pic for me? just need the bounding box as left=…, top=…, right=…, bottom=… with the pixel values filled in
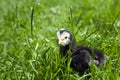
left=0, top=0, right=120, bottom=80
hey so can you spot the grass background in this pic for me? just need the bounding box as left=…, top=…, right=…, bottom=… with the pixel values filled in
left=0, top=0, right=120, bottom=80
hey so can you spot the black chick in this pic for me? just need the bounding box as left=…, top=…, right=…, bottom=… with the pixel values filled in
left=56, top=28, right=105, bottom=74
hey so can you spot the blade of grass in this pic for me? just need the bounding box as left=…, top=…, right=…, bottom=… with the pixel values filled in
left=69, top=6, right=74, bottom=34
left=31, top=6, right=34, bottom=38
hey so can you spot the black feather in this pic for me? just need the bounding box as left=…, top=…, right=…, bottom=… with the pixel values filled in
left=71, top=50, right=91, bottom=75
left=60, top=45, right=69, bottom=56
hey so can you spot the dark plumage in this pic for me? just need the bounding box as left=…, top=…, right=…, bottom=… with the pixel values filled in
left=56, top=28, right=105, bottom=74
left=71, top=50, right=91, bottom=75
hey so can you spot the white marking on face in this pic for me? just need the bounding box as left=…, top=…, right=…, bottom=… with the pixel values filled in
left=57, top=30, right=71, bottom=46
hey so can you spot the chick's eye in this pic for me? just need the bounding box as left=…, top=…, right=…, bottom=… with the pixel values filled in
left=65, top=36, right=67, bottom=39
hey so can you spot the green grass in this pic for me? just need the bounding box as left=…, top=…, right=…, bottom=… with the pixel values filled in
left=0, top=0, right=120, bottom=80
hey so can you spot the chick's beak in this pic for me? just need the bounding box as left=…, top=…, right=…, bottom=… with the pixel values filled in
left=58, top=38, right=63, bottom=45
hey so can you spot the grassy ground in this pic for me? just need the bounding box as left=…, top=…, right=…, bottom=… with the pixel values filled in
left=0, top=0, right=120, bottom=80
